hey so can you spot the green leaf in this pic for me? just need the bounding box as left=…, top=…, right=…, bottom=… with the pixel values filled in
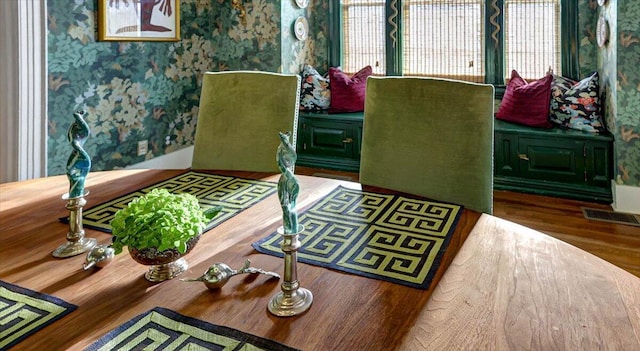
left=204, top=205, right=223, bottom=220
left=109, top=188, right=222, bottom=253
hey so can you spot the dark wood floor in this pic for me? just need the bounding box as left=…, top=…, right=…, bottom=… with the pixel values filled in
left=296, top=166, right=640, bottom=278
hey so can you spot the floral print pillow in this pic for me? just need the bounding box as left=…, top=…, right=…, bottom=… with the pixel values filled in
left=299, top=64, right=330, bottom=112
left=549, top=71, right=605, bottom=133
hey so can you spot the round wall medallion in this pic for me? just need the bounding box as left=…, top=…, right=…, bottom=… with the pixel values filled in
left=596, top=15, right=609, bottom=48
left=293, top=16, right=308, bottom=41
left=295, top=0, right=309, bottom=9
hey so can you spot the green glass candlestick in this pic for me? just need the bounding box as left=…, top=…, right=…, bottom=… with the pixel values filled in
left=268, top=132, right=313, bottom=316
left=53, top=111, right=96, bottom=258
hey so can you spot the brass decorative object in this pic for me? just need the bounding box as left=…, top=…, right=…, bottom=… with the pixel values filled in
left=268, top=225, right=312, bottom=316
left=53, top=192, right=97, bottom=258
left=268, top=132, right=313, bottom=316
left=181, top=259, right=280, bottom=290
left=53, top=111, right=96, bottom=258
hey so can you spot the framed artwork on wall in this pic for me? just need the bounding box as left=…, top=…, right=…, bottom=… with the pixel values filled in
left=98, top=0, right=180, bottom=41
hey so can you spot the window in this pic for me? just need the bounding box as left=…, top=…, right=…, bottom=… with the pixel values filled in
left=503, top=0, right=562, bottom=80
left=342, top=0, right=386, bottom=75
left=403, top=0, right=484, bottom=81
left=332, top=0, right=577, bottom=89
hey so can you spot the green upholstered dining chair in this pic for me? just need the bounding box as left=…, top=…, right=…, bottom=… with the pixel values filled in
left=192, top=71, right=301, bottom=172
left=360, top=76, right=495, bottom=214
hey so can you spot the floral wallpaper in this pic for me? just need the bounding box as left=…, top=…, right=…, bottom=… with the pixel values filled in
left=598, top=0, right=640, bottom=187
left=614, top=0, right=640, bottom=187
left=578, top=0, right=599, bottom=75
left=47, top=0, right=285, bottom=175
left=48, top=0, right=638, bottom=188
left=283, top=1, right=329, bottom=76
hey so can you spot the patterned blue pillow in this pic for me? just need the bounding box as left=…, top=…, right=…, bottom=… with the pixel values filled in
left=549, top=71, right=605, bottom=133
left=299, top=64, right=330, bottom=112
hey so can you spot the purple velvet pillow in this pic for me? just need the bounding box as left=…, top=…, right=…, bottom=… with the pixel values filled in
left=496, top=70, right=553, bottom=128
left=328, top=66, right=372, bottom=113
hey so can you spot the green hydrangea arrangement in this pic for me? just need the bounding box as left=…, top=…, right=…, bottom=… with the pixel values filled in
left=110, top=188, right=221, bottom=255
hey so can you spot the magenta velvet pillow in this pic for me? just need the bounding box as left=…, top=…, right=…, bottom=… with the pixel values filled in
left=496, top=70, right=553, bottom=128
left=328, top=66, right=372, bottom=113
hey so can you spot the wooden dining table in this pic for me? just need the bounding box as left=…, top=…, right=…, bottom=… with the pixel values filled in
left=1, top=169, right=639, bottom=350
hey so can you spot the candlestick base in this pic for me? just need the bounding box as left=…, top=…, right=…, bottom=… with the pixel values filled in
left=268, top=287, right=313, bottom=317
left=53, top=238, right=98, bottom=258
left=53, top=192, right=97, bottom=258
left=268, top=225, right=313, bottom=317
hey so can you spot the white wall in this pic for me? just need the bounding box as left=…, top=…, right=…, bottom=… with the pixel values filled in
left=126, top=146, right=193, bottom=170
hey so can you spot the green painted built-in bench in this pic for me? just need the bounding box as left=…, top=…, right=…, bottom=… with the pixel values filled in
left=296, top=111, right=364, bottom=172
left=296, top=112, right=613, bottom=203
left=494, top=118, right=613, bottom=203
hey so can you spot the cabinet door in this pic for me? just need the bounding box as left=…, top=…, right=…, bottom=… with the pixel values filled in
left=494, top=132, right=520, bottom=176
left=355, top=123, right=363, bottom=159
left=299, top=120, right=355, bottom=158
left=518, top=137, right=586, bottom=183
left=585, top=141, right=612, bottom=188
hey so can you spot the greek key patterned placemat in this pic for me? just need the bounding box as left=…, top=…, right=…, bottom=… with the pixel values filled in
left=63, top=171, right=277, bottom=233
left=85, top=307, right=300, bottom=351
left=0, top=280, right=77, bottom=350
left=253, top=186, right=463, bottom=289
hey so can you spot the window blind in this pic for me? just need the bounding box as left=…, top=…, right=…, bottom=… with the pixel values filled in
left=342, top=0, right=386, bottom=75
left=339, top=0, right=563, bottom=84
left=505, top=0, right=561, bottom=80
left=403, top=0, right=484, bottom=82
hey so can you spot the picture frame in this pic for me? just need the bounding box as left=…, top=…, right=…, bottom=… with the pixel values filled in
left=98, top=0, right=180, bottom=41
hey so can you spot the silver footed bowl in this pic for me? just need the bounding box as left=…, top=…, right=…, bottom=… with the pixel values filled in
left=128, top=236, right=200, bottom=282
left=181, top=259, right=280, bottom=290
left=129, top=236, right=199, bottom=266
